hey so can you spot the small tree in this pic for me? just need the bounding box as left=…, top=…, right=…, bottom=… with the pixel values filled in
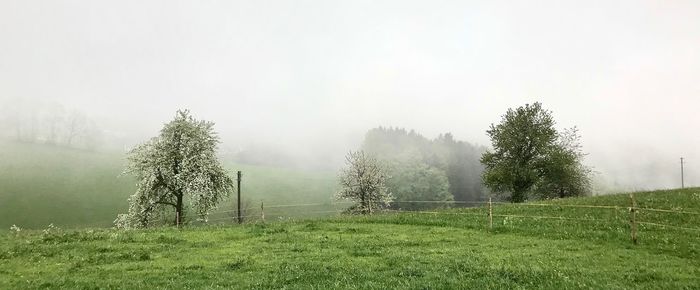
left=481, top=102, right=591, bottom=202
left=336, top=150, right=393, bottom=214
left=115, top=110, right=234, bottom=228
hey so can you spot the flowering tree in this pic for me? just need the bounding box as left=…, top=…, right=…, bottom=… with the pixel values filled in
left=115, top=110, right=234, bottom=228
left=336, top=150, right=393, bottom=214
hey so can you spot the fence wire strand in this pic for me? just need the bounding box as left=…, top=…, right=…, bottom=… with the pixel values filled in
left=636, top=207, right=700, bottom=215
left=492, top=214, right=605, bottom=222
left=637, top=221, right=700, bottom=232
left=383, top=209, right=487, bottom=217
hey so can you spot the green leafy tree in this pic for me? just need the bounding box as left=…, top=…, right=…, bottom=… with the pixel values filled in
left=481, top=103, right=590, bottom=202
left=387, top=159, right=452, bottom=210
left=115, top=110, right=234, bottom=228
left=534, top=128, right=592, bottom=198
left=336, top=150, right=393, bottom=214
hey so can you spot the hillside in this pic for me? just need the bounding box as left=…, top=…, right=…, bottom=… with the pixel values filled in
left=1, top=188, right=698, bottom=289
left=0, top=141, right=337, bottom=230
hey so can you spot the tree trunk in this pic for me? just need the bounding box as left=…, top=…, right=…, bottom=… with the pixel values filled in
left=175, top=193, right=183, bottom=226
left=511, top=186, right=527, bottom=203
left=173, top=132, right=183, bottom=226
left=360, top=190, right=368, bottom=214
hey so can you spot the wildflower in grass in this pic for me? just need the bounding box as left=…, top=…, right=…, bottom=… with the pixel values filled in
left=42, top=223, right=60, bottom=235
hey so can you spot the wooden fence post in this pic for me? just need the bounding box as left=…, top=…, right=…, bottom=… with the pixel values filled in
left=237, top=171, right=242, bottom=224
left=261, top=201, right=265, bottom=223
left=630, top=193, right=637, bottom=244
left=488, top=197, right=493, bottom=230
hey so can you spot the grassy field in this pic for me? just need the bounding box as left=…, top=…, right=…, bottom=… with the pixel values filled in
left=0, top=140, right=337, bottom=230
left=1, top=188, right=698, bottom=289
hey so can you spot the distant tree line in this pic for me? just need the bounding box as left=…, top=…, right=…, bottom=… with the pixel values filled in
left=0, top=99, right=102, bottom=150
left=361, top=127, right=488, bottom=209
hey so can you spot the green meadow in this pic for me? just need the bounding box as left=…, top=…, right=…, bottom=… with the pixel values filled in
left=1, top=188, right=699, bottom=289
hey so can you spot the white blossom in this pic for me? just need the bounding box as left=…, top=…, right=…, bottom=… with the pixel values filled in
left=336, top=150, right=393, bottom=214
left=115, top=110, right=234, bottom=229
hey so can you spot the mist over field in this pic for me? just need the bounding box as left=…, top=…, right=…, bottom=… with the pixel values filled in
left=1, top=0, right=699, bottom=192
left=3, top=2, right=700, bottom=289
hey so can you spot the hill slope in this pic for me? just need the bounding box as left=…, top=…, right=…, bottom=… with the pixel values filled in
left=1, top=188, right=698, bottom=289
left=0, top=141, right=337, bottom=229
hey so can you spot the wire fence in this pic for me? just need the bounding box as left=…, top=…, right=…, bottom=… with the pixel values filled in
left=20, top=194, right=700, bottom=245
left=198, top=194, right=700, bottom=245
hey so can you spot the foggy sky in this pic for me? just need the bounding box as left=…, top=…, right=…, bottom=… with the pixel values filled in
left=1, top=0, right=699, bottom=190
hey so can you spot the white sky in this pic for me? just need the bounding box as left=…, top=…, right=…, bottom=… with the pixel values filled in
left=1, top=0, right=699, bottom=189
